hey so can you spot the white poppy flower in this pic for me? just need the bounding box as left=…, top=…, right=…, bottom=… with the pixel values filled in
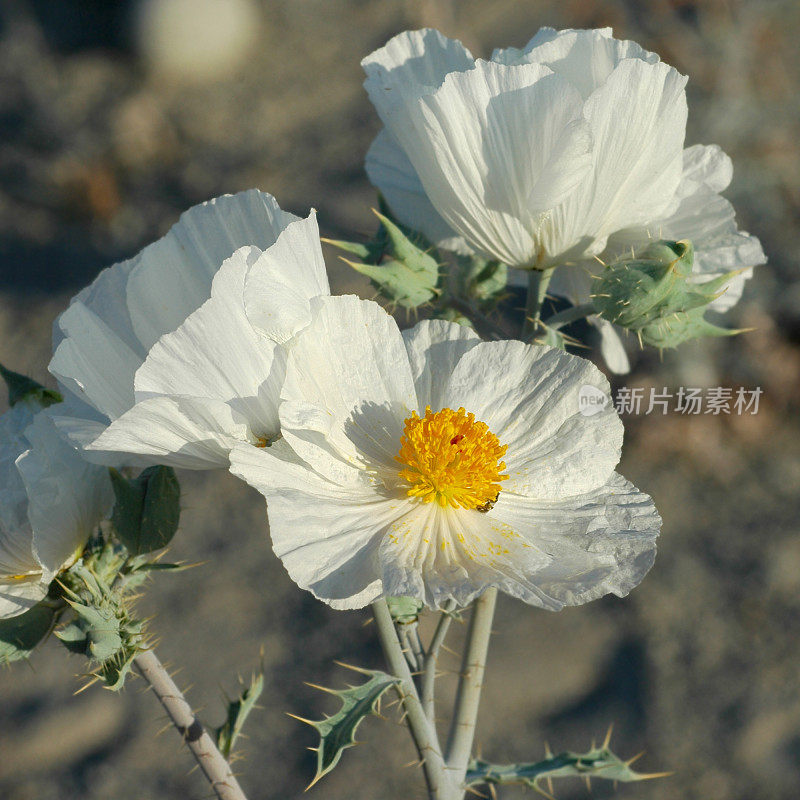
left=229, top=295, right=661, bottom=610
left=543, top=143, right=766, bottom=373
left=48, top=190, right=327, bottom=466
left=77, top=211, right=330, bottom=469
left=363, top=27, right=689, bottom=269
left=0, top=403, right=112, bottom=619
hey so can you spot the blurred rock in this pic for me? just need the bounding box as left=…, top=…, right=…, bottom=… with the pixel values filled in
left=133, top=0, right=261, bottom=83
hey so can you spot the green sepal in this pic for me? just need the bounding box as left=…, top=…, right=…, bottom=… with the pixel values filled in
left=214, top=671, right=265, bottom=759
left=109, top=466, right=181, bottom=555
left=466, top=739, right=669, bottom=790
left=330, top=206, right=440, bottom=311
left=0, top=363, right=62, bottom=408
left=0, top=600, right=62, bottom=663
left=641, top=308, right=742, bottom=348
left=295, top=667, right=400, bottom=787
left=56, top=561, right=145, bottom=691
left=386, top=596, right=423, bottom=624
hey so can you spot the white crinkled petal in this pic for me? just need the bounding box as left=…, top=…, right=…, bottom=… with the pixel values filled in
left=50, top=190, right=301, bottom=425
left=365, top=130, right=471, bottom=254
left=541, top=58, right=687, bottom=262
left=278, top=295, right=416, bottom=483
left=362, top=28, right=474, bottom=118
left=50, top=301, right=145, bottom=421
left=17, top=410, right=113, bottom=574
left=440, top=340, right=623, bottom=497
left=378, top=502, right=554, bottom=609
left=0, top=406, right=38, bottom=584
left=371, top=58, right=592, bottom=266
left=491, top=472, right=660, bottom=608
left=87, top=396, right=252, bottom=469
left=243, top=211, right=331, bottom=344
left=401, top=319, right=481, bottom=412
left=126, top=190, right=300, bottom=352
left=493, top=27, right=659, bottom=98
left=0, top=580, right=47, bottom=620
left=229, top=442, right=387, bottom=610
left=134, top=245, right=284, bottom=439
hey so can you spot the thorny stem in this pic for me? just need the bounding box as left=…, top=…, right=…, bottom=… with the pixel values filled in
left=543, top=302, right=596, bottom=331
left=522, top=267, right=555, bottom=339
left=445, top=588, right=498, bottom=783
left=422, top=601, right=455, bottom=723
left=134, top=647, right=249, bottom=800
left=408, top=622, right=426, bottom=674
left=372, top=599, right=457, bottom=800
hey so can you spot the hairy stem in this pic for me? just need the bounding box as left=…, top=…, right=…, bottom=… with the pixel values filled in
left=372, top=599, right=456, bottom=800
left=522, top=267, right=555, bottom=339
left=134, top=647, right=249, bottom=800
left=445, top=588, right=498, bottom=781
left=422, top=602, right=455, bottom=723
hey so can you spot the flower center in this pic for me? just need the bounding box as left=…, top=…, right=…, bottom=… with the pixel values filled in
left=395, top=406, right=508, bottom=510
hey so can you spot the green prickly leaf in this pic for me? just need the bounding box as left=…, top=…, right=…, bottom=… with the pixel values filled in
left=0, top=363, right=62, bottom=408
left=97, top=645, right=140, bottom=691
left=465, top=741, right=670, bottom=790
left=0, top=601, right=61, bottom=663
left=215, top=672, right=265, bottom=759
left=386, top=596, right=423, bottom=624
left=297, top=668, right=400, bottom=786
left=110, top=466, right=181, bottom=555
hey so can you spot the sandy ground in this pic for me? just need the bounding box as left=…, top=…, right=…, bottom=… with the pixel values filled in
left=1, top=1, right=799, bottom=798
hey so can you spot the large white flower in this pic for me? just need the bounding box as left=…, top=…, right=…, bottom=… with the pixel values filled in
left=229, top=295, right=660, bottom=610
left=363, top=27, right=689, bottom=268
left=77, top=212, right=330, bottom=469
left=544, top=144, right=766, bottom=373
left=48, top=190, right=328, bottom=466
left=0, top=403, right=112, bottom=619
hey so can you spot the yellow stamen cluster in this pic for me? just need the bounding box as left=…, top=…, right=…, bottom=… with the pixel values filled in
left=395, top=406, right=508, bottom=510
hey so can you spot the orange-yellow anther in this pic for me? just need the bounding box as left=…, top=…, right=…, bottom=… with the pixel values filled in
left=395, top=406, right=508, bottom=509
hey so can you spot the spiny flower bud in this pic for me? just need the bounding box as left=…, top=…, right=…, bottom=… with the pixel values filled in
left=590, top=240, right=745, bottom=348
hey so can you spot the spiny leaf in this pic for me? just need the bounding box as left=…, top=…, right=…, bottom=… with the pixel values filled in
left=294, top=668, right=400, bottom=786
left=215, top=672, right=265, bottom=759
left=465, top=741, right=670, bottom=792
left=0, top=363, right=62, bottom=408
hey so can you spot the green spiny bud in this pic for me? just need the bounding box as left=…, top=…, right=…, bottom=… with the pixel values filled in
left=591, top=239, right=745, bottom=348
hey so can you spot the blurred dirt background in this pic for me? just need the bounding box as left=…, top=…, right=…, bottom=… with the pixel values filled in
left=0, top=0, right=799, bottom=798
